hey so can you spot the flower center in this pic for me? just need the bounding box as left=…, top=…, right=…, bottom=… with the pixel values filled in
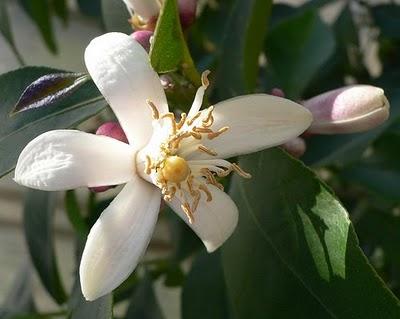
left=161, top=156, right=190, bottom=183
left=139, top=71, right=251, bottom=224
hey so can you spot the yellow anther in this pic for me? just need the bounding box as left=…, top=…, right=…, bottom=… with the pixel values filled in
left=199, top=184, right=212, bottom=202
left=193, top=127, right=213, bottom=133
left=187, top=111, right=202, bottom=126
left=232, top=163, right=252, bottom=179
left=192, top=190, right=201, bottom=212
left=144, top=155, right=152, bottom=175
left=198, top=145, right=218, bottom=156
left=177, top=113, right=187, bottom=129
left=208, top=126, right=229, bottom=140
left=202, top=106, right=214, bottom=127
left=146, top=99, right=160, bottom=120
left=161, top=156, right=190, bottom=183
left=201, top=70, right=211, bottom=87
left=181, top=202, right=194, bottom=224
left=190, top=131, right=202, bottom=140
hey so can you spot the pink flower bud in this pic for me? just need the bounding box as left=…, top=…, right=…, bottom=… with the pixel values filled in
left=178, top=0, right=197, bottom=29
left=281, top=137, right=306, bottom=158
left=131, top=30, right=153, bottom=52
left=304, top=85, right=390, bottom=134
left=271, top=88, right=285, bottom=98
left=90, top=122, right=128, bottom=193
left=95, top=121, right=128, bottom=144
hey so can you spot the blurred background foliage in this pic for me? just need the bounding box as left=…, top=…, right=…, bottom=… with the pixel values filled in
left=1, top=0, right=400, bottom=318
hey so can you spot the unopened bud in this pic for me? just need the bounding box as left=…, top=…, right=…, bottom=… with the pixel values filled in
left=270, top=87, right=285, bottom=98
left=131, top=30, right=153, bottom=52
left=122, top=0, right=160, bottom=22
left=178, top=0, right=197, bottom=29
left=304, top=85, right=390, bottom=134
left=90, top=122, right=128, bottom=193
left=281, top=137, right=306, bottom=158
left=96, top=121, right=128, bottom=143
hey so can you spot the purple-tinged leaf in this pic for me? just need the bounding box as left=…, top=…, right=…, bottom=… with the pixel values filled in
left=11, top=72, right=90, bottom=115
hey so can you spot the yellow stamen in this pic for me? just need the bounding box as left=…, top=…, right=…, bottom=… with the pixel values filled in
left=177, top=113, right=187, bottom=129
left=232, top=163, right=252, bottom=178
left=187, top=111, right=202, bottom=126
left=201, top=70, right=211, bottom=87
left=181, top=202, right=194, bottom=224
left=145, top=155, right=152, bottom=175
left=146, top=99, right=160, bottom=120
left=198, top=145, right=218, bottom=156
left=199, top=184, right=212, bottom=202
left=208, top=126, right=229, bottom=140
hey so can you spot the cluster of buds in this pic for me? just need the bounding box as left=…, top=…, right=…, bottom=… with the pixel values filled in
left=281, top=85, right=390, bottom=157
left=124, top=0, right=197, bottom=52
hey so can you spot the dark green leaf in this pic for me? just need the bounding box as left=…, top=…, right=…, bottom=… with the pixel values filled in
left=18, top=0, right=57, bottom=53
left=0, top=66, right=106, bottom=178
left=182, top=252, right=230, bottom=319
left=124, top=275, right=164, bottom=319
left=51, top=0, right=69, bottom=25
left=70, top=278, right=113, bottom=319
left=265, top=9, right=335, bottom=99
left=0, top=262, right=35, bottom=319
left=0, top=0, right=24, bottom=65
left=23, top=190, right=66, bottom=304
left=341, top=133, right=400, bottom=202
left=223, top=148, right=400, bottom=318
left=12, top=73, right=90, bottom=114
left=77, top=0, right=102, bottom=17
left=372, top=4, right=400, bottom=40
left=214, top=0, right=272, bottom=97
left=101, top=0, right=132, bottom=33
left=65, top=190, right=89, bottom=238
left=150, top=0, right=185, bottom=73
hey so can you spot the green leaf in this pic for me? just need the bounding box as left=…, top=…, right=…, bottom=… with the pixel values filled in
left=341, top=134, right=400, bottom=202
left=372, top=4, right=400, bottom=40
left=101, top=0, right=132, bottom=33
left=18, top=0, right=57, bottom=53
left=77, top=0, right=102, bottom=17
left=69, top=279, right=113, bottom=319
left=222, top=148, right=400, bottom=318
left=265, top=9, right=335, bottom=99
left=23, top=190, right=67, bottom=304
left=124, top=275, right=164, bottom=319
left=0, top=0, right=24, bottom=65
left=51, top=0, right=69, bottom=25
left=303, top=89, right=400, bottom=166
left=0, top=262, right=35, bottom=319
left=0, top=67, right=106, bottom=178
left=150, top=0, right=184, bottom=73
left=65, top=190, right=89, bottom=239
left=182, top=252, right=230, bottom=319
left=214, top=0, right=272, bottom=98
left=12, top=73, right=90, bottom=114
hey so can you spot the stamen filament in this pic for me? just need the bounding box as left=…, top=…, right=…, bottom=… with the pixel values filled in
left=198, top=145, right=218, bottom=156
left=146, top=99, right=160, bottom=120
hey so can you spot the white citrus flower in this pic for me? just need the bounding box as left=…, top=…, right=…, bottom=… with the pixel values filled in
left=14, top=32, right=312, bottom=301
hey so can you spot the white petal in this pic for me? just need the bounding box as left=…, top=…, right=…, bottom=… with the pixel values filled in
left=14, top=130, right=135, bottom=191
left=85, top=32, right=168, bottom=148
left=122, top=0, right=160, bottom=20
left=80, top=176, right=161, bottom=301
left=188, top=94, right=312, bottom=160
left=168, top=185, right=238, bottom=252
